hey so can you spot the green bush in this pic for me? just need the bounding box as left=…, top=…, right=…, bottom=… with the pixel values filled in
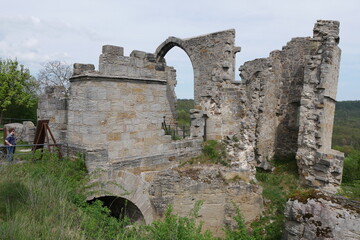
left=176, top=99, right=194, bottom=127
left=342, top=151, right=360, bottom=183
left=224, top=204, right=255, bottom=240
left=338, top=149, right=360, bottom=200
left=143, top=201, right=215, bottom=240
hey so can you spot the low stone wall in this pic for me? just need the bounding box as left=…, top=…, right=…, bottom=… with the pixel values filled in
left=283, top=192, right=360, bottom=240
left=150, top=165, right=263, bottom=237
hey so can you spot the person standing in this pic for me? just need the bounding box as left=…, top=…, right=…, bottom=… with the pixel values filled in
left=5, top=128, right=16, bottom=162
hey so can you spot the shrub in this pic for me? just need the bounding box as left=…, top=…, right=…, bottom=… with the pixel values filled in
left=143, top=201, right=215, bottom=240
left=342, top=150, right=360, bottom=183
left=339, top=149, right=360, bottom=200
left=202, top=140, right=228, bottom=166
left=224, top=204, right=255, bottom=240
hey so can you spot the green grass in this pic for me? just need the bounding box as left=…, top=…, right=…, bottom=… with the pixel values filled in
left=0, top=158, right=87, bottom=239
left=0, top=157, right=141, bottom=240
left=251, top=156, right=303, bottom=240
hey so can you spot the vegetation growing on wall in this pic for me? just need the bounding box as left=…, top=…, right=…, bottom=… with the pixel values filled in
left=181, top=140, right=229, bottom=166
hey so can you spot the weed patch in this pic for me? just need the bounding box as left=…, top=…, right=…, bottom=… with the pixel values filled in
left=186, top=140, right=229, bottom=166
left=252, top=156, right=302, bottom=240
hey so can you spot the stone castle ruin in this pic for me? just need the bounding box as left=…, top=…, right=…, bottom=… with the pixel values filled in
left=38, top=20, right=345, bottom=236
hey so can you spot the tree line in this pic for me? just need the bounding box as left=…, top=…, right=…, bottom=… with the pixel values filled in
left=0, top=59, right=71, bottom=124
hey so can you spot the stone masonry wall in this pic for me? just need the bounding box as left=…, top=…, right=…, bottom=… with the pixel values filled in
left=68, top=77, right=171, bottom=161
left=239, top=37, right=317, bottom=169
left=149, top=165, right=263, bottom=237
left=296, top=20, right=344, bottom=192
left=99, top=45, right=177, bottom=123
left=237, top=20, right=343, bottom=181
left=68, top=45, right=202, bottom=171
left=37, top=86, right=68, bottom=142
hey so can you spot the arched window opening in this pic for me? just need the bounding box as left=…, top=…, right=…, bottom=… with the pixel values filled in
left=163, top=47, right=194, bottom=128
left=87, top=196, right=145, bottom=224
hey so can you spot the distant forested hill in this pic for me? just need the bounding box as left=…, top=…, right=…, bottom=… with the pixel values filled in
left=176, top=99, right=194, bottom=126
left=177, top=99, right=360, bottom=151
left=332, top=100, right=360, bottom=151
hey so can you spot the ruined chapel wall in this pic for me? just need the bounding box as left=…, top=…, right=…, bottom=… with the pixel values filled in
left=238, top=37, right=316, bottom=168
left=186, top=30, right=240, bottom=141
left=156, top=30, right=241, bottom=140
left=218, top=83, right=246, bottom=138
left=296, top=20, right=343, bottom=191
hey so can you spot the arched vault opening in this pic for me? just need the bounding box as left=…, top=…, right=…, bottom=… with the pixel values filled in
left=156, top=36, right=195, bottom=128
left=88, top=196, right=145, bottom=224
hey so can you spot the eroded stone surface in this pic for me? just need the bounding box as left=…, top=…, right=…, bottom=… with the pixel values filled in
left=283, top=193, right=360, bottom=240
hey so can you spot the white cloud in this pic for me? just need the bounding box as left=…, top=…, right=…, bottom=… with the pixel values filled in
left=22, top=37, right=39, bottom=48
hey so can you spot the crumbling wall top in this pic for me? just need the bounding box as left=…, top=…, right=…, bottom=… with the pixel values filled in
left=313, top=20, right=340, bottom=44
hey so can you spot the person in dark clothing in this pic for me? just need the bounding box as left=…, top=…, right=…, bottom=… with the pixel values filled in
left=5, top=128, right=16, bottom=162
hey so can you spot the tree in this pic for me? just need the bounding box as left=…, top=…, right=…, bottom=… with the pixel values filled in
left=37, top=61, right=72, bottom=95
left=0, top=58, right=39, bottom=123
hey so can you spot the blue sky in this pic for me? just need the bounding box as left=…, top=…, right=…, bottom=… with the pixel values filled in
left=1, top=0, right=359, bottom=100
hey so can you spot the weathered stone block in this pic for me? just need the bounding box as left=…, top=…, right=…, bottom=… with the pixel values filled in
left=73, top=63, right=95, bottom=75
left=102, top=45, right=124, bottom=56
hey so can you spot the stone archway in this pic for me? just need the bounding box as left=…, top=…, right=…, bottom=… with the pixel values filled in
left=155, top=30, right=241, bottom=140
left=155, top=37, right=189, bottom=62
left=88, top=195, right=145, bottom=223
left=87, top=170, right=154, bottom=224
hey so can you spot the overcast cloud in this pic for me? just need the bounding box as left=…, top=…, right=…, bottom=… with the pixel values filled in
left=0, top=0, right=359, bottom=100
